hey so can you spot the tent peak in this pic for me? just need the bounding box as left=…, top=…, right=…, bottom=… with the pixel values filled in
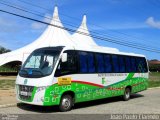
left=82, top=15, right=87, bottom=23
left=81, top=15, right=87, bottom=28
left=51, top=6, right=63, bottom=26
left=53, top=6, right=59, bottom=20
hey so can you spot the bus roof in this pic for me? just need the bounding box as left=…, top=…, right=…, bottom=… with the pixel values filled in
left=63, top=46, right=146, bottom=58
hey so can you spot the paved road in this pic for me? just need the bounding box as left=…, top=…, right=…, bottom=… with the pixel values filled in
left=0, top=88, right=160, bottom=114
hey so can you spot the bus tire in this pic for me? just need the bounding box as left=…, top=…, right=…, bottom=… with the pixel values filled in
left=123, top=87, right=131, bottom=101
left=59, top=94, right=73, bottom=112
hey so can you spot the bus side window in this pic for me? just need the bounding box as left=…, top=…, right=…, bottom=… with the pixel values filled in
left=125, top=57, right=131, bottom=72
left=112, top=55, right=119, bottom=73
left=119, top=56, right=125, bottom=73
left=95, top=53, right=105, bottom=73
left=142, top=58, right=148, bottom=72
left=88, top=53, right=96, bottom=73
left=104, top=54, right=112, bottom=73
left=136, top=57, right=148, bottom=73
left=55, top=50, right=77, bottom=76
left=131, top=57, right=136, bottom=72
left=79, top=52, right=88, bottom=73
left=136, top=57, right=142, bottom=72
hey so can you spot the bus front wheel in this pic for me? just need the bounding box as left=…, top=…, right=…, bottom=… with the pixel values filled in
left=59, top=94, right=73, bottom=112
left=123, top=87, right=131, bottom=101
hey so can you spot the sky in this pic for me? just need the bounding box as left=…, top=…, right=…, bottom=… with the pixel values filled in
left=0, top=0, right=160, bottom=60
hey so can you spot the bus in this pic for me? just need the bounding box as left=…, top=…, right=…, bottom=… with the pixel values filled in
left=15, top=46, right=149, bottom=112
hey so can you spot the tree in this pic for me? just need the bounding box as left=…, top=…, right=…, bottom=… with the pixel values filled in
left=0, top=46, right=11, bottom=54
left=148, top=60, right=160, bottom=72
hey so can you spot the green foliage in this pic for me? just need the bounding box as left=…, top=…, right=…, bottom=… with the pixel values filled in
left=0, top=66, right=18, bottom=72
left=0, top=46, right=11, bottom=54
left=148, top=59, right=160, bottom=72
left=149, top=64, right=160, bottom=72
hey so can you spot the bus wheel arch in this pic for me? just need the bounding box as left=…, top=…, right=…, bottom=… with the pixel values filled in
left=123, top=86, right=132, bottom=101
left=59, top=91, right=75, bottom=112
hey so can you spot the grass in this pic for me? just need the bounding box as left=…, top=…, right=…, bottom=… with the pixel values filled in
left=148, top=72, right=160, bottom=88
left=149, top=72, right=160, bottom=77
left=148, top=81, right=160, bottom=88
left=0, top=80, right=15, bottom=90
left=149, top=72, right=160, bottom=81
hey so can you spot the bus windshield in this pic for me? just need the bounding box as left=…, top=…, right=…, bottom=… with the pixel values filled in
left=19, top=48, right=61, bottom=78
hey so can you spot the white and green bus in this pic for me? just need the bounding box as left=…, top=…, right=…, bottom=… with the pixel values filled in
left=16, top=46, right=148, bottom=111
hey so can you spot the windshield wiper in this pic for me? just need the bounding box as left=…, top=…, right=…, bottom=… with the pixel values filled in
left=19, top=69, right=44, bottom=78
left=19, top=69, right=28, bottom=75
left=32, top=69, right=44, bottom=76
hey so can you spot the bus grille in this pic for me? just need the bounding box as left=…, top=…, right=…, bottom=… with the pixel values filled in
left=19, top=85, right=34, bottom=101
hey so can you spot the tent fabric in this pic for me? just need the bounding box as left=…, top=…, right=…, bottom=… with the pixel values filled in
left=0, top=6, right=118, bottom=66
left=72, top=15, right=98, bottom=48
left=0, top=6, right=75, bottom=66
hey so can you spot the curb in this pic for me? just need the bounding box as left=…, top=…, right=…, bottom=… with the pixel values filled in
left=148, top=87, right=160, bottom=90
left=0, top=103, right=16, bottom=108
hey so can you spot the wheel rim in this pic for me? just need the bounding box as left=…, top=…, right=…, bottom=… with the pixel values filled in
left=62, top=98, right=71, bottom=109
left=125, top=90, right=130, bottom=99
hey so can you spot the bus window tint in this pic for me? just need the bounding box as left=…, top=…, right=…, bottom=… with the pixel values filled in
left=136, top=57, right=148, bottom=72
left=142, top=58, right=148, bottom=72
left=96, top=54, right=105, bottom=72
left=119, top=56, right=125, bottom=73
left=79, top=52, right=88, bottom=73
left=88, top=53, right=96, bottom=73
left=131, top=57, right=136, bottom=72
left=125, top=57, right=131, bottom=72
left=66, top=51, right=77, bottom=72
left=104, top=55, right=112, bottom=72
left=112, top=55, right=119, bottom=73
left=55, top=51, right=77, bottom=76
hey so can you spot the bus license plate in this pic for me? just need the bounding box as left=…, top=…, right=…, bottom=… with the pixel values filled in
left=20, top=91, right=28, bottom=96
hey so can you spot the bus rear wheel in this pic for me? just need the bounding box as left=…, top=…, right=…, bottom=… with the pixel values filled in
left=59, top=95, right=73, bottom=112
left=123, top=87, right=131, bottom=101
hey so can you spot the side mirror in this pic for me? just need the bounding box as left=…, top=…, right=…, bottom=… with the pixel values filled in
left=61, top=53, right=67, bottom=62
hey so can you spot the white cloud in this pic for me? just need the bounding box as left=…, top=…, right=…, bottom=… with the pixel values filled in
left=0, top=17, right=24, bottom=33
left=31, top=14, right=51, bottom=30
left=0, top=17, right=12, bottom=26
left=146, top=17, right=160, bottom=29
left=96, top=22, right=147, bottom=30
left=31, top=22, right=45, bottom=29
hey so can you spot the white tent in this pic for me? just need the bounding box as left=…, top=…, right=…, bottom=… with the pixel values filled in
left=72, top=15, right=98, bottom=48
left=71, top=15, right=119, bottom=52
left=0, top=6, right=76, bottom=66
left=0, top=6, right=119, bottom=66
